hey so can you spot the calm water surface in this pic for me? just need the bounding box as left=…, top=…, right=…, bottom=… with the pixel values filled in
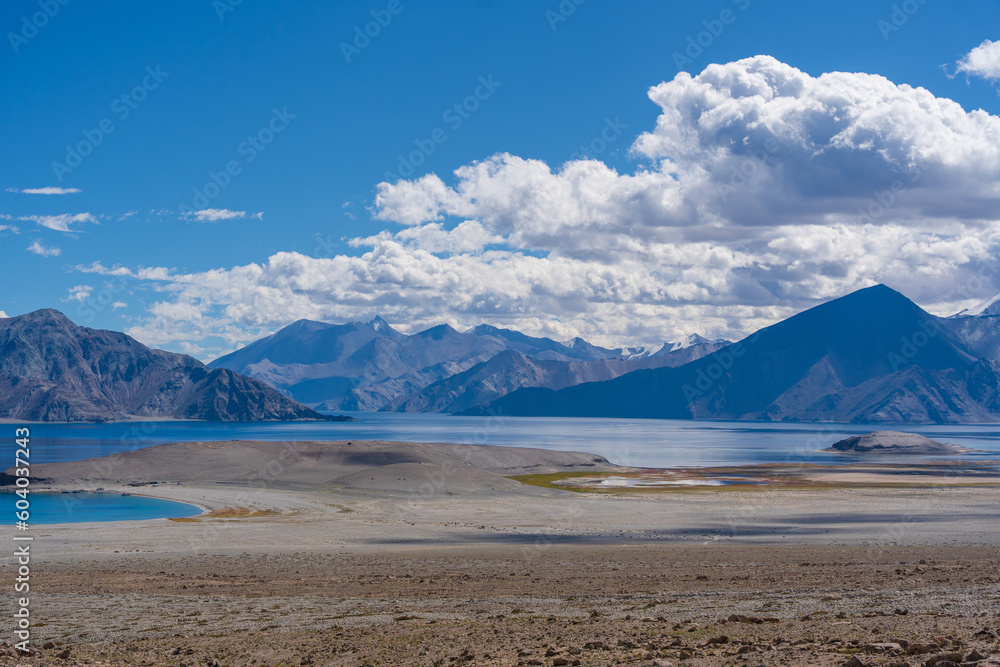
left=16, top=413, right=1000, bottom=468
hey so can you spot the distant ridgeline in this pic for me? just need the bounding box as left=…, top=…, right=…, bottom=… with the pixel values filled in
left=0, top=309, right=347, bottom=423
left=208, top=318, right=729, bottom=414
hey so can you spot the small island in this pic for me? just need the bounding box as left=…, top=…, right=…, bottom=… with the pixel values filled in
left=824, top=430, right=978, bottom=455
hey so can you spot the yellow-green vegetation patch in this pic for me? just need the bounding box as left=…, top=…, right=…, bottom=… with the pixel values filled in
left=507, top=471, right=610, bottom=491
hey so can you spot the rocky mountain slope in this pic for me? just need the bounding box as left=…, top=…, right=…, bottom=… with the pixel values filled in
left=387, top=345, right=727, bottom=413
left=462, top=285, right=1000, bottom=424
left=0, top=309, right=338, bottom=422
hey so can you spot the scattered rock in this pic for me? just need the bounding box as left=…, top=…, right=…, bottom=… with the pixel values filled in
left=908, top=643, right=940, bottom=655
left=924, top=652, right=965, bottom=666
left=866, top=642, right=903, bottom=653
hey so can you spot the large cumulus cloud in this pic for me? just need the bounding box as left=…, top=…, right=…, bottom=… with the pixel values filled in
left=95, top=57, right=1000, bottom=359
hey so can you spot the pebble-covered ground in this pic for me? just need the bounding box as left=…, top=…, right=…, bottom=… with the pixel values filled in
left=7, top=544, right=1000, bottom=666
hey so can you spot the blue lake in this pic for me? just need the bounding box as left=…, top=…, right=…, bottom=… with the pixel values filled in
left=12, top=412, right=1000, bottom=468
left=3, top=492, right=202, bottom=524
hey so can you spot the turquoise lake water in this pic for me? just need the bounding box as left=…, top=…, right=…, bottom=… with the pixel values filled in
left=2, top=492, right=202, bottom=524
left=14, top=412, right=1000, bottom=468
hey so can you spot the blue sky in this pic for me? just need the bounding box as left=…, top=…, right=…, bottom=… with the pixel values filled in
left=3, top=0, right=1000, bottom=359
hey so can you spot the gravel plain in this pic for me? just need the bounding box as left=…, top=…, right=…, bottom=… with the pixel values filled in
left=2, top=440, right=999, bottom=666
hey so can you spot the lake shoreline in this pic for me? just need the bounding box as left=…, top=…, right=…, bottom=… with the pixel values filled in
left=17, top=413, right=1000, bottom=468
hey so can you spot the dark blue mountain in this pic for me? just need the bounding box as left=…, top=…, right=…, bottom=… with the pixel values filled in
left=460, top=285, right=1000, bottom=424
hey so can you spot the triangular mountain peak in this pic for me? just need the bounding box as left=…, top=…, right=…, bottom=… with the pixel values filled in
left=368, top=314, right=391, bottom=330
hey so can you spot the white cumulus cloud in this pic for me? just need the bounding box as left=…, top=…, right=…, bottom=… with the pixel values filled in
left=956, top=39, right=1000, bottom=82
left=66, top=285, right=93, bottom=303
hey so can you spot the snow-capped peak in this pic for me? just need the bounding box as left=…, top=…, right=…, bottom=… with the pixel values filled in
left=951, top=293, right=1000, bottom=318
left=662, top=333, right=710, bottom=353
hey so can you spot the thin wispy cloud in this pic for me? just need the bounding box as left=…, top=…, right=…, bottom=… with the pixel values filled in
left=188, top=208, right=248, bottom=222
left=27, top=239, right=61, bottom=257
left=7, top=186, right=82, bottom=195
left=21, top=213, right=97, bottom=233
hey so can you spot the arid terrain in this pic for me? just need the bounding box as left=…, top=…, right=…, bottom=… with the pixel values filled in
left=3, top=440, right=1000, bottom=666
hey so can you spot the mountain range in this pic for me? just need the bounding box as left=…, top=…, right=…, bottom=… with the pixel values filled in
left=0, top=309, right=339, bottom=422
left=209, top=319, right=728, bottom=411
left=10, top=284, right=1000, bottom=424
left=461, top=285, right=1000, bottom=424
